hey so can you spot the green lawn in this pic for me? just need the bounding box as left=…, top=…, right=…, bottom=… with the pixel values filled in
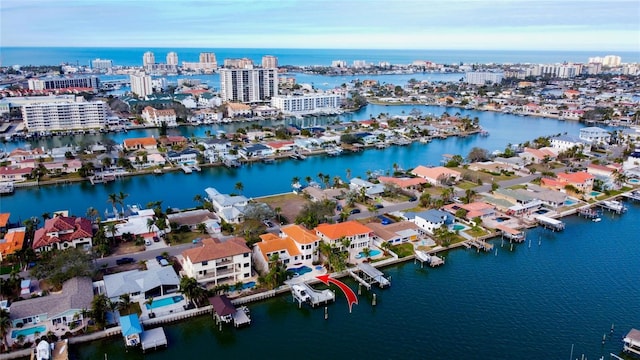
left=0, top=264, right=20, bottom=275
left=168, top=231, right=206, bottom=245
left=391, top=243, right=414, bottom=258
left=464, top=227, right=491, bottom=238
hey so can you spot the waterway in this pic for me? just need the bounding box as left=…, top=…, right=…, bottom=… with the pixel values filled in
left=73, top=202, right=640, bottom=359
left=0, top=106, right=592, bottom=221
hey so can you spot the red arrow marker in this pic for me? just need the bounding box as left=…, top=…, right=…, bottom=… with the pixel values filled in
left=317, top=274, right=358, bottom=312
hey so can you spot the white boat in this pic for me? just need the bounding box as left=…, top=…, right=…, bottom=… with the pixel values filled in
left=592, top=217, right=601, bottom=222
left=0, top=182, right=14, bottom=195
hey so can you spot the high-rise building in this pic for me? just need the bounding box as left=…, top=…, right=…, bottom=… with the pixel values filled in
left=464, top=71, right=504, bottom=85
left=199, top=52, right=217, bottom=66
left=223, top=58, right=254, bottom=69
left=166, top=52, right=178, bottom=66
left=22, top=100, right=108, bottom=132
left=143, top=52, right=155, bottom=67
left=219, top=68, right=278, bottom=103
left=91, top=58, right=113, bottom=70
left=603, top=55, right=621, bottom=67
left=183, top=52, right=218, bottom=73
left=27, top=76, right=100, bottom=92
left=271, top=94, right=343, bottom=115
left=130, top=73, right=153, bottom=97
left=262, top=55, right=278, bottom=69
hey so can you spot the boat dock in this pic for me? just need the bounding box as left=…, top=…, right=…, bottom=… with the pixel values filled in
left=348, top=263, right=391, bottom=289
left=89, top=174, right=116, bottom=185
left=140, top=327, right=168, bottom=352
left=495, top=224, right=525, bottom=243
left=210, top=295, right=252, bottom=328
left=468, top=238, right=494, bottom=251
left=622, top=190, right=640, bottom=202
left=414, top=250, right=445, bottom=268
left=180, top=165, right=193, bottom=174
left=623, top=328, right=640, bottom=356
left=598, top=200, right=627, bottom=214
left=577, top=206, right=599, bottom=219
left=535, top=215, right=565, bottom=231
left=290, top=282, right=335, bottom=307
left=0, top=181, right=14, bottom=195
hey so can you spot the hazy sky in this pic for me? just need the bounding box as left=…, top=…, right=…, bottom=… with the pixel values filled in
left=1, top=0, right=639, bottom=51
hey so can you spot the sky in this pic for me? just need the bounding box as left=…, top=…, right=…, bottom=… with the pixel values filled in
left=1, top=0, right=639, bottom=51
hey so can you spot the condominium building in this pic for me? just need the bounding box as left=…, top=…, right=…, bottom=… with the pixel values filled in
left=143, top=51, right=155, bottom=67
left=261, top=55, right=278, bottom=69
left=22, top=100, right=108, bottom=132
left=464, top=71, right=504, bottom=85
left=166, top=52, right=178, bottom=66
left=182, top=52, right=218, bottom=73
left=200, top=52, right=217, bottom=65
left=223, top=58, right=254, bottom=69
left=129, top=73, right=153, bottom=97
left=91, top=58, right=113, bottom=70
left=271, top=93, right=342, bottom=114
left=27, top=76, right=100, bottom=92
left=331, top=60, right=347, bottom=68
left=219, top=68, right=278, bottom=103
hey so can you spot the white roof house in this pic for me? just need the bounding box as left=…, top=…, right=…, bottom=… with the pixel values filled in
left=102, top=267, right=180, bottom=302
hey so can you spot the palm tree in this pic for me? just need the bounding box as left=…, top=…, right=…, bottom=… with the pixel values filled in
left=291, top=176, right=300, bottom=187
left=146, top=217, right=156, bottom=234
left=346, top=168, right=351, bottom=180
left=179, top=276, right=201, bottom=307
left=145, top=298, right=155, bottom=318
left=196, top=223, right=207, bottom=234
left=193, top=194, right=203, bottom=206
left=305, top=176, right=312, bottom=186
left=119, top=294, right=132, bottom=315
left=0, top=309, right=10, bottom=352
left=107, top=193, right=118, bottom=217
left=464, top=189, right=477, bottom=204
left=381, top=241, right=392, bottom=256
left=362, top=247, right=372, bottom=261
left=234, top=181, right=244, bottom=195
left=274, top=207, right=282, bottom=224
left=90, top=294, right=110, bottom=329
left=106, top=223, right=117, bottom=241
left=117, top=191, right=129, bottom=217
left=86, top=207, right=99, bottom=223
left=340, top=237, right=352, bottom=264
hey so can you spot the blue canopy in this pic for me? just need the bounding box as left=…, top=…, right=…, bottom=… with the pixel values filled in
left=120, top=314, right=142, bottom=337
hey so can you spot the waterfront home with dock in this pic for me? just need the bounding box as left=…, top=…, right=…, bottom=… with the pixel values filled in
left=410, top=165, right=461, bottom=186
left=98, top=266, right=180, bottom=303
left=32, top=216, right=93, bottom=252
left=316, top=221, right=374, bottom=256
left=210, top=295, right=251, bottom=328
left=405, top=209, right=452, bottom=235
left=181, top=237, right=252, bottom=286
left=205, top=187, right=249, bottom=223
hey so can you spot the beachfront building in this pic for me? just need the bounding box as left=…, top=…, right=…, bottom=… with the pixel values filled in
left=91, top=58, right=113, bottom=71
left=204, top=187, right=249, bottom=224
left=27, top=76, right=100, bottom=92
left=101, top=266, right=180, bottom=302
left=141, top=106, right=178, bottom=127
left=411, top=165, right=461, bottom=186
left=219, top=68, right=278, bottom=103
left=130, top=73, right=153, bottom=98
left=8, top=277, right=93, bottom=329
left=315, top=221, right=374, bottom=254
left=261, top=55, right=278, bottom=69
left=32, top=216, right=93, bottom=253
left=579, top=127, right=611, bottom=146
left=166, top=52, right=178, bottom=66
left=22, top=100, right=108, bottom=132
left=181, top=237, right=252, bottom=285
left=270, top=94, right=343, bottom=115
left=406, top=209, right=452, bottom=234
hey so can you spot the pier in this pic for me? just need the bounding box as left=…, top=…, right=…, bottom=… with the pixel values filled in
left=622, top=190, right=640, bottom=202
left=414, top=250, right=445, bottom=268
left=495, top=225, right=525, bottom=243
left=535, top=215, right=565, bottom=231
left=467, top=238, right=494, bottom=251
left=210, top=295, right=252, bottom=328
left=577, top=206, right=599, bottom=219
left=349, top=263, right=391, bottom=289
left=623, top=328, right=640, bottom=356
left=180, top=165, right=193, bottom=174
left=598, top=199, right=627, bottom=214
left=140, top=327, right=168, bottom=353
left=290, top=282, right=335, bottom=307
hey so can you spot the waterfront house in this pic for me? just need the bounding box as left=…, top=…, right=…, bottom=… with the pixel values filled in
left=442, top=202, right=496, bottom=221
left=166, top=209, right=220, bottom=233
left=265, top=140, right=295, bottom=153
left=349, top=178, right=385, bottom=198
left=204, top=187, right=248, bottom=224
left=365, top=221, right=423, bottom=245
left=123, top=137, right=158, bottom=151
left=579, top=126, right=611, bottom=146
left=141, top=106, right=178, bottom=127
left=406, top=209, right=451, bottom=235
left=0, top=213, right=10, bottom=232
left=225, top=102, right=252, bottom=118
left=9, top=277, right=93, bottom=329
left=7, top=147, right=46, bottom=163
left=0, top=227, right=26, bottom=260
left=32, top=216, right=93, bottom=252
left=302, top=186, right=343, bottom=201
left=158, top=135, right=188, bottom=148
left=377, top=176, right=426, bottom=191
left=181, top=237, right=252, bottom=286
left=112, top=208, right=163, bottom=240
left=523, top=184, right=568, bottom=209
left=253, top=233, right=302, bottom=273
left=165, top=149, right=200, bottom=165
left=315, top=221, right=373, bottom=254
left=0, top=167, right=32, bottom=182
left=550, top=134, right=591, bottom=153
left=239, top=143, right=273, bottom=159
left=128, top=153, right=167, bottom=169
left=410, top=165, right=461, bottom=186
left=518, top=147, right=557, bottom=164
left=623, top=148, right=640, bottom=177
left=100, top=266, right=180, bottom=302
left=281, top=224, right=320, bottom=263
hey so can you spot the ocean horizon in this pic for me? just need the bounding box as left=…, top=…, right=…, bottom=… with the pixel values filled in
left=2, top=47, right=639, bottom=67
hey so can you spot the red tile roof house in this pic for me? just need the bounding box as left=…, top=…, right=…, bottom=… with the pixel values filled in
left=541, top=171, right=595, bottom=197
left=410, top=165, right=461, bottom=186
left=32, top=216, right=93, bottom=252
left=378, top=176, right=427, bottom=190
left=0, top=167, right=33, bottom=182
left=518, top=147, right=557, bottom=164
left=315, top=221, right=374, bottom=259
left=442, top=202, right=496, bottom=221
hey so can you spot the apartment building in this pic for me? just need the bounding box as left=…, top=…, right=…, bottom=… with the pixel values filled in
left=22, top=100, right=107, bottom=132
left=219, top=68, right=278, bottom=103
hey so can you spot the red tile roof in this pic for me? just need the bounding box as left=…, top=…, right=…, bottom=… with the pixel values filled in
left=315, top=221, right=372, bottom=240
left=32, top=216, right=93, bottom=249
left=182, top=237, right=250, bottom=263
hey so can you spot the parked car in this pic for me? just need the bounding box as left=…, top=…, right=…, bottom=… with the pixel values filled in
left=263, top=220, right=275, bottom=228
left=350, top=208, right=361, bottom=214
left=153, top=236, right=160, bottom=242
left=374, top=204, right=384, bottom=209
left=116, top=257, right=135, bottom=265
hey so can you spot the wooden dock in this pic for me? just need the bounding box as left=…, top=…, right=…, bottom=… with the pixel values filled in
left=414, top=250, right=444, bottom=267
left=349, top=263, right=391, bottom=289
left=495, top=224, right=525, bottom=243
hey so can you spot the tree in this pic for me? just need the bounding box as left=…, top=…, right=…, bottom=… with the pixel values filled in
left=145, top=298, right=155, bottom=318
left=107, top=193, right=118, bottom=218
left=117, top=191, right=129, bottom=217
left=234, top=182, right=244, bottom=195
left=362, top=247, right=372, bottom=261
left=340, top=237, right=352, bottom=264
left=464, top=189, right=477, bottom=204
left=118, top=294, right=132, bottom=314
left=196, top=223, right=207, bottom=234
left=381, top=241, right=392, bottom=256
left=179, top=276, right=205, bottom=307
left=467, top=147, right=489, bottom=163
left=91, top=294, right=111, bottom=329
left=30, top=248, right=94, bottom=289
left=0, top=309, right=10, bottom=352
left=346, top=168, right=351, bottom=180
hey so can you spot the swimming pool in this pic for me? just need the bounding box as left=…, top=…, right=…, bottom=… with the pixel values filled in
left=452, top=224, right=466, bottom=231
left=534, top=209, right=548, bottom=215
left=355, top=249, right=382, bottom=259
left=12, top=325, right=46, bottom=339
left=628, top=178, right=640, bottom=185
left=495, top=217, right=510, bottom=223
left=590, top=191, right=603, bottom=197
left=230, top=281, right=256, bottom=291
left=287, top=265, right=312, bottom=276
left=564, top=199, right=578, bottom=206
left=146, top=295, right=184, bottom=310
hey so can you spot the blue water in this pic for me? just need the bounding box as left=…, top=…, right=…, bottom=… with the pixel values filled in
left=4, top=48, right=639, bottom=67
left=11, top=325, right=46, bottom=338
left=146, top=295, right=184, bottom=310
left=287, top=265, right=312, bottom=276
left=74, top=204, right=640, bottom=359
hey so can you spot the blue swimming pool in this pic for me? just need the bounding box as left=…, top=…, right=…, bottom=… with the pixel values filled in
left=590, top=191, right=603, bottom=197
left=564, top=199, right=578, bottom=206
left=146, top=295, right=184, bottom=309
left=12, top=325, right=46, bottom=339
left=355, top=249, right=382, bottom=259
left=452, top=224, right=466, bottom=231
left=495, top=217, right=510, bottom=222
left=230, top=281, right=256, bottom=291
left=287, top=265, right=312, bottom=276
left=628, top=178, right=640, bottom=184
